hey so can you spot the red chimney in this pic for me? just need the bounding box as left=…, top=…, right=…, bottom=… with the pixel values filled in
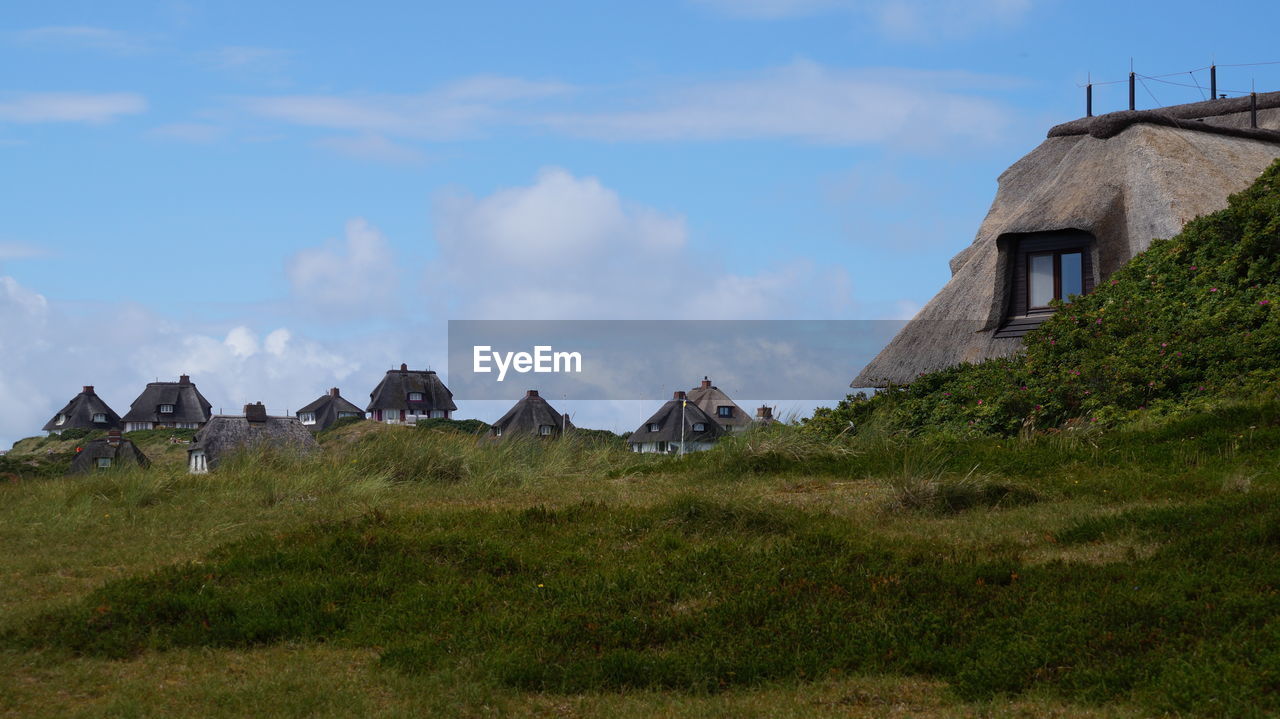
left=756, top=406, right=773, bottom=420
left=179, top=374, right=190, bottom=385
left=329, top=387, right=340, bottom=397
left=245, top=402, right=267, bottom=423
left=83, top=385, right=95, bottom=395
left=700, top=377, right=712, bottom=389
left=400, top=363, right=408, bottom=371
left=527, top=389, right=539, bottom=398
left=674, top=391, right=687, bottom=400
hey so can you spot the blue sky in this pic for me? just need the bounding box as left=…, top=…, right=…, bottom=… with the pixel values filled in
left=3, top=0, right=1280, bottom=445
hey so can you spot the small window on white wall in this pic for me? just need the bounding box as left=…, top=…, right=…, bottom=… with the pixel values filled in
left=430, top=410, right=447, bottom=419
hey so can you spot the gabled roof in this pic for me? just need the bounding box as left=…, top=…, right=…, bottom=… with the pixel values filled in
left=43, top=386, right=121, bottom=432
left=189, top=405, right=318, bottom=470
left=297, top=388, right=366, bottom=432
left=853, top=93, right=1280, bottom=387
left=686, top=377, right=751, bottom=431
left=68, top=436, right=150, bottom=474
left=629, top=392, right=725, bottom=444
left=491, top=390, right=572, bottom=439
left=120, top=375, right=213, bottom=424
left=367, top=364, right=457, bottom=412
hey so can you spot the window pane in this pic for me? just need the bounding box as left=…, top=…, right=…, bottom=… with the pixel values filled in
left=1060, top=252, right=1083, bottom=299
left=1029, top=254, right=1055, bottom=307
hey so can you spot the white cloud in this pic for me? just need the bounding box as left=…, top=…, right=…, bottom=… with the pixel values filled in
left=0, top=274, right=371, bottom=447
left=148, top=122, right=227, bottom=143
left=0, top=92, right=146, bottom=124
left=544, top=61, right=1016, bottom=148
left=209, top=45, right=291, bottom=70
left=11, top=26, right=147, bottom=53
left=0, top=242, right=49, bottom=261
left=285, top=218, right=398, bottom=315
left=429, top=168, right=850, bottom=320
left=242, top=75, right=573, bottom=140
left=239, top=61, right=1014, bottom=151
left=315, top=134, right=425, bottom=164
left=692, top=0, right=1033, bottom=40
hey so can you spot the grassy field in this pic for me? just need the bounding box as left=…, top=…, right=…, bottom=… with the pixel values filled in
left=2, top=409, right=1279, bottom=718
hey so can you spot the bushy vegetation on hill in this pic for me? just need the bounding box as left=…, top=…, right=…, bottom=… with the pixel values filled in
left=807, top=159, right=1280, bottom=438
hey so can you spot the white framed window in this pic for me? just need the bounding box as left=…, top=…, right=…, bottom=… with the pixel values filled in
left=299, top=412, right=316, bottom=425
left=693, top=422, right=706, bottom=432
left=175, top=423, right=199, bottom=429
left=159, top=404, right=175, bottom=414
left=96, top=457, right=112, bottom=469
left=92, top=413, right=107, bottom=423
left=495, top=427, right=503, bottom=437
left=55, top=413, right=66, bottom=426
left=539, top=425, right=553, bottom=435
left=430, top=410, right=447, bottom=419
left=648, top=423, right=660, bottom=432
left=717, top=406, right=733, bottom=418
left=189, top=449, right=207, bottom=474
left=408, top=392, right=424, bottom=402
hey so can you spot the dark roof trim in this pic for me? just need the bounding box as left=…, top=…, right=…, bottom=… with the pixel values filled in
left=1048, top=91, right=1280, bottom=143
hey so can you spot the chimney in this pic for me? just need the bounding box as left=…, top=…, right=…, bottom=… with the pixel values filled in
left=400, top=363, right=408, bottom=372
left=526, top=389, right=540, bottom=398
left=179, top=374, right=190, bottom=385
left=107, top=429, right=121, bottom=446
left=756, top=406, right=773, bottom=420
left=245, top=402, right=268, bottom=423
left=329, top=387, right=340, bottom=397
left=83, top=385, right=95, bottom=395
left=700, top=377, right=712, bottom=389
left=674, top=390, right=687, bottom=400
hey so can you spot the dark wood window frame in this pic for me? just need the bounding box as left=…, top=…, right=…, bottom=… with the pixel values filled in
left=1025, top=249, right=1085, bottom=312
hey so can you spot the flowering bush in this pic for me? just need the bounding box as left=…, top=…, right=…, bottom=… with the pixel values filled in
left=807, top=159, right=1280, bottom=438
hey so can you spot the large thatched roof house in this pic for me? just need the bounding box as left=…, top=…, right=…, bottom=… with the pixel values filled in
left=490, top=390, right=572, bottom=440
left=629, top=391, right=725, bottom=454
left=188, top=402, right=318, bottom=473
left=686, top=377, right=751, bottom=433
left=68, top=430, right=150, bottom=474
left=121, top=375, right=213, bottom=432
left=854, top=92, right=1280, bottom=387
left=43, top=385, right=121, bottom=435
left=296, top=387, right=366, bottom=432
left=367, top=364, right=456, bottom=424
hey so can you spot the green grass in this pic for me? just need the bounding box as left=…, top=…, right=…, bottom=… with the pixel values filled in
left=2, top=408, right=1279, bottom=717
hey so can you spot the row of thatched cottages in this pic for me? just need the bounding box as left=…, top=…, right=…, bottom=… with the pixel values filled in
left=46, top=366, right=775, bottom=474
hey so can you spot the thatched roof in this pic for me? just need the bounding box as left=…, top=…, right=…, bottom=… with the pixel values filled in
left=629, top=392, right=725, bottom=444
left=686, top=377, right=752, bottom=431
left=367, top=364, right=457, bottom=413
left=189, top=404, right=318, bottom=470
left=68, top=434, right=150, bottom=474
left=121, top=375, right=213, bottom=424
left=491, top=390, right=572, bottom=439
left=42, top=386, right=121, bottom=432
left=853, top=95, right=1280, bottom=387
left=296, top=388, right=366, bottom=432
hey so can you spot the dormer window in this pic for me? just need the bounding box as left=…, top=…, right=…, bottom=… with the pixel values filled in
left=1028, top=250, right=1084, bottom=309
left=717, top=406, right=732, bottom=418
left=693, top=422, right=706, bottom=432
left=997, top=231, right=1095, bottom=339
left=299, top=412, right=316, bottom=425
left=97, top=457, right=112, bottom=469
left=539, top=425, right=553, bottom=435
left=648, top=423, right=660, bottom=432
left=55, top=414, right=66, bottom=426
left=159, top=404, right=175, bottom=414
left=408, top=392, right=424, bottom=402
left=495, top=427, right=503, bottom=437
left=92, top=413, right=107, bottom=423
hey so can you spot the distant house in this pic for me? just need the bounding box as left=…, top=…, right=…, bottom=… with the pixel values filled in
left=121, top=375, right=213, bottom=432
left=188, top=402, right=318, bottom=473
left=686, top=377, right=751, bottom=433
left=296, top=387, right=366, bottom=432
left=68, top=430, right=150, bottom=473
left=754, top=405, right=778, bottom=426
left=43, top=385, right=121, bottom=435
left=490, top=390, right=572, bottom=440
left=629, top=391, right=725, bottom=454
left=367, top=364, right=456, bottom=425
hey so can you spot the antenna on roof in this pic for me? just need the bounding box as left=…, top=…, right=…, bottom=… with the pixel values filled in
left=1129, top=59, right=1136, bottom=111
left=1086, top=71, right=1093, bottom=117
left=1210, top=59, right=1218, bottom=99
